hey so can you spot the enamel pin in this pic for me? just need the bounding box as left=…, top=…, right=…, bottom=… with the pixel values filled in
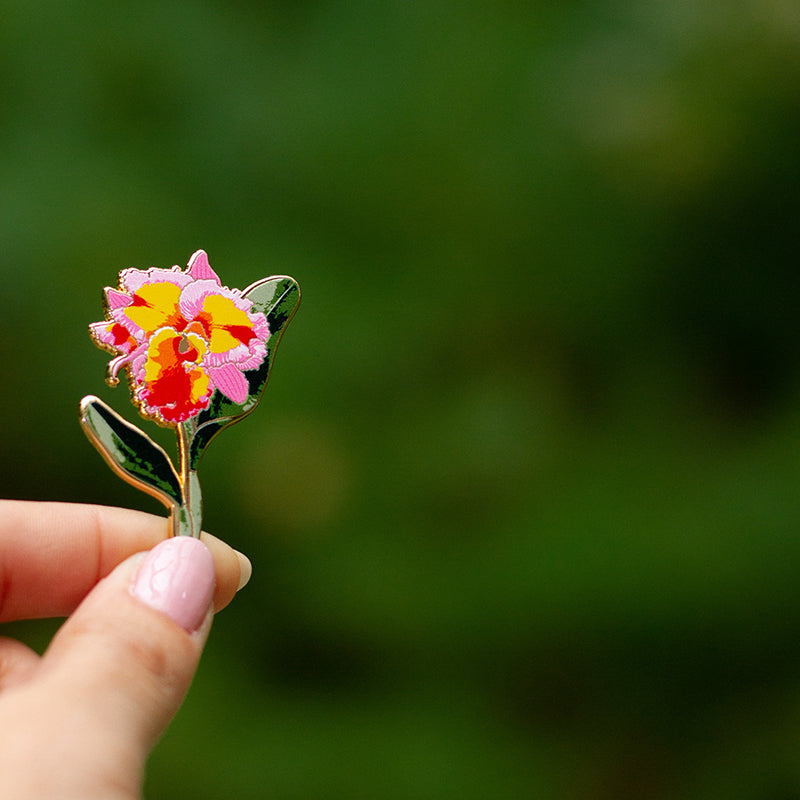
left=80, top=250, right=300, bottom=537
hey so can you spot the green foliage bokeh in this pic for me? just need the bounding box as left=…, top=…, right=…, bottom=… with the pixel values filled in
left=2, top=2, right=800, bottom=798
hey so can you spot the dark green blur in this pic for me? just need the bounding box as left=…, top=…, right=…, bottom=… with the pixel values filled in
left=2, top=2, right=800, bottom=797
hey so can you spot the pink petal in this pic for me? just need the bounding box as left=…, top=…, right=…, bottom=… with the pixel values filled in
left=109, top=341, right=149, bottom=380
left=187, top=250, right=220, bottom=283
left=120, top=266, right=194, bottom=293
left=202, top=346, right=238, bottom=368
left=250, top=311, right=270, bottom=342
left=178, top=279, right=225, bottom=320
left=207, top=363, right=249, bottom=404
left=237, top=339, right=268, bottom=371
left=89, top=320, right=117, bottom=347
left=105, top=287, right=131, bottom=310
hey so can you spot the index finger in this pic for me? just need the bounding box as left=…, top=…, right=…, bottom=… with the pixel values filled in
left=0, top=501, right=248, bottom=622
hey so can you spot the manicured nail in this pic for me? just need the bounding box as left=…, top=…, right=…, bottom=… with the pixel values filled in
left=235, top=549, right=252, bottom=591
left=131, top=537, right=215, bottom=632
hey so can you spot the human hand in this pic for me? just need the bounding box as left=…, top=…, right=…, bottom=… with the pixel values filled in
left=0, top=500, right=251, bottom=799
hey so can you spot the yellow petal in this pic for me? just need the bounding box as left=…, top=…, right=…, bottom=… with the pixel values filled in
left=125, top=281, right=183, bottom=335
left=200, top=294, right=255, bottom=354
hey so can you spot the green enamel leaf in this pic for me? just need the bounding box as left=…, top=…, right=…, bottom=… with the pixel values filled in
left=188, top=275, right=301, bottom=469
left=80, top=395, right=183, bottom=509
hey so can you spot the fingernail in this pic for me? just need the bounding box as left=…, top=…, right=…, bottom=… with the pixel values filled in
left=235, top=549, right=252, bottom=591
left=131, top=537, right=215, bottom=632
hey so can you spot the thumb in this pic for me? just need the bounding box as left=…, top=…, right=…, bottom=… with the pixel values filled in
left=10, top=537, right=216, bottom=797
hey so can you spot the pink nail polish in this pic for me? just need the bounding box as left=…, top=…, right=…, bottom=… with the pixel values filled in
left=131, top=537, right=215, bottom=632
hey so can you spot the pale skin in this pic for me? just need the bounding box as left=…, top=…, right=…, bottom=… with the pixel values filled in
left=0, top=500, right=251, bottom=799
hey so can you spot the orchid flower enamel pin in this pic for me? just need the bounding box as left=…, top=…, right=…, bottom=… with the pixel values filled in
left=80, top=250, right=300, bottom=537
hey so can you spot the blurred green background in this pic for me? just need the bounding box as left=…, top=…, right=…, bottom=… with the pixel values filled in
left=2, top=1, right=800, bottom=797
